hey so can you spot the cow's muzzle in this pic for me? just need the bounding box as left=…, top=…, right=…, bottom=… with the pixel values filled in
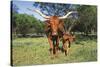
left=52, top=32, right=58, bottom=36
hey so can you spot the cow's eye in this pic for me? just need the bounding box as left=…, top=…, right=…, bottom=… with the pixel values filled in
left=48, top=25, right=51, bottom=27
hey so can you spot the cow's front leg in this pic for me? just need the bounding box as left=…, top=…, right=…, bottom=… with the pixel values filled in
left=48, top=37, right=54, bottom=58
left=55, top=36, right=59, bottom=57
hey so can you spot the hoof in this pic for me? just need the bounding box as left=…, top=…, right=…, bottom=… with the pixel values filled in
left=65, top=53, right=67, bottom=56
left=65, top=51, right=67, bottom=56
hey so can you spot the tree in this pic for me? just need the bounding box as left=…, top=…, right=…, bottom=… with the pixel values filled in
left=77, top=5, right=97, bottom=35
left=12, top=12, right=45, bottom=37
left=33, top=2, right=78, bottom=16
left=64, top=13, right=79, bottom=33
left=15, top=14, right=39, bottom=37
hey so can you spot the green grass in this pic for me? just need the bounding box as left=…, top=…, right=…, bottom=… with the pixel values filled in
left=12, top=37, right=97, bottom=66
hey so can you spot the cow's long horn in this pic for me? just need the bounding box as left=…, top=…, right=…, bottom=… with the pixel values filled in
left=27, top=8, right=50, bottom=19
left=34, top=9, right=50, bottom=19
left=59, top=11, right=77, bottom=19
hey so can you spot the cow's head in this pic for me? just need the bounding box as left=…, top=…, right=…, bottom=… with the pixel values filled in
left=31, top=9, right=77, bottom=36
left=46, top=16, right=60, bottom=36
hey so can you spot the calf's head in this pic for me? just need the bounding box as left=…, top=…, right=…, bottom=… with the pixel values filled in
left=63, top=33, right=75, bottom=42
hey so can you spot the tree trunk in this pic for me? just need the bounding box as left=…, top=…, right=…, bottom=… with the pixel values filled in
left=66, top=24, right=74, bottom=33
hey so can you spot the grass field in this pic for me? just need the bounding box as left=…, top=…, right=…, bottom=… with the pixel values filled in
left=12, top=36, right=97, bottom=66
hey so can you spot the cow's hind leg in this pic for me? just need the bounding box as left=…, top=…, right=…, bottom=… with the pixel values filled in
left=52, top=40, right=57, bottom=58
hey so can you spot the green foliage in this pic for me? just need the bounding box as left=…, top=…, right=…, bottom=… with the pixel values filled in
left=12, top=13, right=45, bottom=37
left=76, top=5, right=97, bottom=34
left=64, top=5, right=97, bottom=34
left=15, top=14, right=35, bottom=34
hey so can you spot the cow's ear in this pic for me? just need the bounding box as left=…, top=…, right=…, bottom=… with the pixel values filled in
left=45, top=20, right=50, bottom=26
left=45, top=20, right=51, bottom=32
left=44, top=20, right=50, bottom=23
left=59, top=20, right=64, bottom=25
left=59, top=20, right=65, bottom=32
left=59, top=20, right=64, bottom=27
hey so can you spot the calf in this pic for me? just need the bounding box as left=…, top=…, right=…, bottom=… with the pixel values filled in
left=62, top=33, right=75, bottom=55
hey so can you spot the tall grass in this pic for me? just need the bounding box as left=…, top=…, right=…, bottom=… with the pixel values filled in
left=12, top=36, right=97, bottom=66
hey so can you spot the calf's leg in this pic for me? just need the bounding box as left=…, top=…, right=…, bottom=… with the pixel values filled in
left=63, top=40, right=69, bottom=56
